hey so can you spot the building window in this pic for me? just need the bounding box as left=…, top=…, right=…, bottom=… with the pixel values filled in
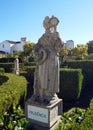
left=2, top=44, right=4, bottom=48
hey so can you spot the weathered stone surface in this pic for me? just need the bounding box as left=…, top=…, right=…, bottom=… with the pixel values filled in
left=31, top=16, right=63, bottom=105
left=25, top=99, right=62, bottom=130
left=13, top=55, right=19, bottom=75
left=25, top=16, right=63, bottom=130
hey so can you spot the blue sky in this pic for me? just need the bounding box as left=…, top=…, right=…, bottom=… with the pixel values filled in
left=0, top=0, right=93, bottom=46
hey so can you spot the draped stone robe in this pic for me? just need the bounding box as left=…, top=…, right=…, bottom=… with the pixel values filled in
left=33, top=32, right=63, bottom=100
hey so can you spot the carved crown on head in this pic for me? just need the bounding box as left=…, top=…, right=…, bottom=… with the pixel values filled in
left=43, top=16, right=59, bottom=33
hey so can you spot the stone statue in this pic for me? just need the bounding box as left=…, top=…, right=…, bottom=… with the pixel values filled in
left=14, top=55, right=19, bottom=75
left=31, top=16, right=63, bottom=105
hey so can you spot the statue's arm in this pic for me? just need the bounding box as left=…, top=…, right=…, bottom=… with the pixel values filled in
left=34, top=44, right=48, bottom=65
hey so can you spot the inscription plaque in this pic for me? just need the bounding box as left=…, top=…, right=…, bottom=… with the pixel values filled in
left=27, top=105, right=48, bottom=123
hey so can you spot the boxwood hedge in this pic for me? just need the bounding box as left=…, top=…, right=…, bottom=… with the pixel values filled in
left=0, top=63, right=24, bottom=73
left=0, top=73, right=27, bottom=119
left=20, top=66, right=83, bottom=101
left=59, top=68, right=83, bottom=101
left=20, top=66, right=35, bottom=99
left=0, top=68, right=5, bottom=75
left=67, top=60, right=93, bottom=87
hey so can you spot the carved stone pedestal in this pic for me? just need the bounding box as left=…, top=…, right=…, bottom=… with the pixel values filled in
left=25, top=99, right=62, bottom=130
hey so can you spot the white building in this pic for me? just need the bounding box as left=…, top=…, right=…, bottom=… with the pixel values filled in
left=0, top=37, right=26, bottom=54
left=0, top=40, right=11, bottom=54
left=64, top=40, right=74, bottom=50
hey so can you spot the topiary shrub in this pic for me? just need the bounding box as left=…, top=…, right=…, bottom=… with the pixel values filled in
left=21, top=66, right=83, bottom=101
left=0, top=68, right=5, bottom=75
left=23, top=66, right=35, bottom=82
left=0, top=68, right=8, bottom=85
left=0, top=57, right=22, bottom=63
left=0, top=73, right=27, bottom=120
left=20, top=66, right=35, bottom=99
left=24, top=62, right=36, bottom=66
left=67, top=60, right=93, bottom=87
left=59, top=68, right=83, bottom=101
left=0, top=63, right=14, bottom=72
left=0, top=63, right=24, bottom=73
left=0, top=75, right=9, bottom=85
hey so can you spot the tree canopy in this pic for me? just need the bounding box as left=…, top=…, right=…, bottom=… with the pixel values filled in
left=87, top=40, right=93, bottom=54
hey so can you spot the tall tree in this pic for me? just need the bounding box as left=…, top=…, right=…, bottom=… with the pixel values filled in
left=71, top=44, right=88, bottom=60
left=59, top=47, right=68, bottom=63
left=22, top=41, right=35, bottom=62
left=87, top=40, right=93, bottom=54
left=23, top=41, right=35, bottom=56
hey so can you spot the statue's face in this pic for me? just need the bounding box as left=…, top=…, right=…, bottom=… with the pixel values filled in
left=50, top=27, right=54, bottom=33
left=50, top=17, right=59, bottom=26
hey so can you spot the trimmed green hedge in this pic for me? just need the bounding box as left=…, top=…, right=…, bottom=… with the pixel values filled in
left=0, top=73, right=27, bottom=119
left=0, top=68, right=5, bottom=75
left=0, top=63, right=14, bottom=72
left=67, top=60, right=93, bottom=87
left=59, top=68, right=83, bottom=101
left=20, top=66, right=35, bottom=99
left=67, top=60, right=93, bottom=72
left=24, top=62, right=36, bottom=66
left=20, top=66, right=35, bottom=83
left=0, top=63, right=24, bottom=73
left=0, top=57, right=22, bottom=62
left=0, top=75, right=9, bottom=85
left=0, top=68, right=7, bottom=85
left=21, top=66, right=83, bottom=101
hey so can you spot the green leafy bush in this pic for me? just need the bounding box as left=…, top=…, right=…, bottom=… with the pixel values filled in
left=0, top=73, right=27, bottom=120
left=0, top=68, right=5, bottom=75
left=0, top=75, right=9, bottom=85
left=55, top=98, right=93, bottom=130
left=72, top=98, right=93, bottom=130
left=20, top=66, right=35, bottom=83
left=0, top=105, right=28, bottom=130
left=24, top=62, right=36, bottom=66
left=67, top=60, right=93, bottom=87
left=0, top=57, right=22, bottom=63
left=0, top=63, right=24, bottom=73
left=55, top=107, right=85, bottom=130
left=20, top=66, right=35, bottom=99
left=0, top=63, right=14, bottom=72
left=21, top=66, right=83, bottom=101
left=59, top=68, right=83, bottom=101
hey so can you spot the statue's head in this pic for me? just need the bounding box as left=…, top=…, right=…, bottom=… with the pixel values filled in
left=15, top=55, right=18, bottom=59
left=43, top=16, right=59, bottom=33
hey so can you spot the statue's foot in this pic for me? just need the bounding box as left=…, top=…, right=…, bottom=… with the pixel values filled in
left=48, top=96, right=59, bottom=105
left=27, top=94, right=37, bottom=103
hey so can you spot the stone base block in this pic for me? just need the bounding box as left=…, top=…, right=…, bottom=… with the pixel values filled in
left=25, top=99, right=63, bottom=130
left=30, top=119, right=61, bottom=130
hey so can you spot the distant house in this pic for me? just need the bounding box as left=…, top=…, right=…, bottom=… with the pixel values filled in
left=0, top=37, right=26, bottom=54
left=0, top=40, right=11, bottom=54
left=64, top=40, right=74, bottom=50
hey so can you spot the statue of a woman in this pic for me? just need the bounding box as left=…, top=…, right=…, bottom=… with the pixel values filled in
left=32, top=16, right=63, bottom=105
